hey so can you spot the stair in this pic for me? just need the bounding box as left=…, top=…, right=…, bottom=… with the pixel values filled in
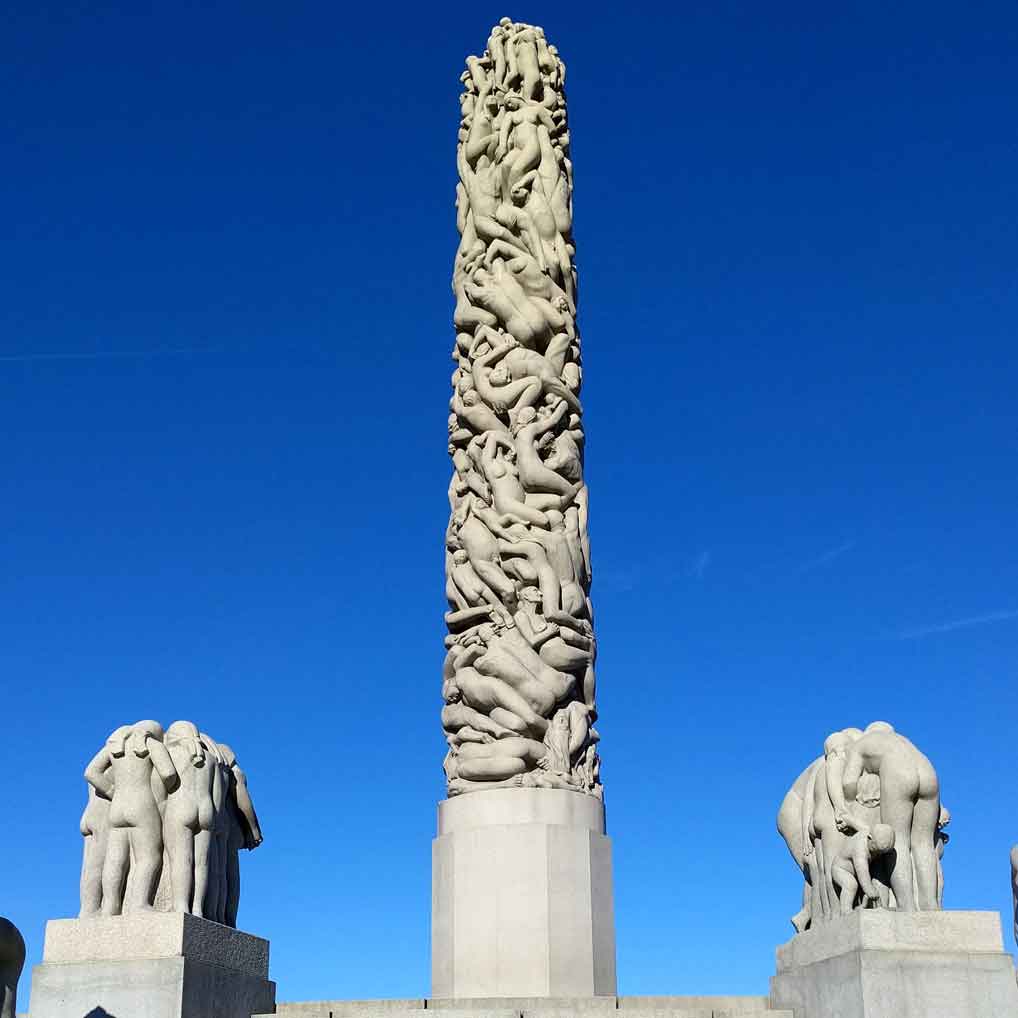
left=256, top=997, right=793, bottom=1018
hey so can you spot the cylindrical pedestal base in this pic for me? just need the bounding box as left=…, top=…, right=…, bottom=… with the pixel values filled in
left=431, top=788, right=617, bottom=1000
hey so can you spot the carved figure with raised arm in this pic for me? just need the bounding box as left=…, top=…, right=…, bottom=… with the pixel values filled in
left=512, top=402, right=576, bottom=496
left=86, top=720, right=178, bottom=915
left=0, top=919, right=24, bottom=1018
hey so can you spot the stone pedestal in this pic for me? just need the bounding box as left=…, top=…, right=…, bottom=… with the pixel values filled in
left=29, top=912, right=275, bottom=1018
left=769, top=909, right=1018, bottom=1018
left=431, top=788, right=616, bottom=999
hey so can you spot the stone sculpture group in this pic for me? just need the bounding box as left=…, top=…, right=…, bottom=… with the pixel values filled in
left=777, top=722, right=950, bottom=931
left=79, top=719, right=262, bottom=927
left=442, top=17, right=600, bottom=799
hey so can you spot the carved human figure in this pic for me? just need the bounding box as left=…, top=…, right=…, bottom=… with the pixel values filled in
left=497, top=93, right=558, bottom=199
left=446, top=547, right=509, bottom=624
left=162, top=721, right=216, bottom=917
left=472, top=335, right=580, bottom=425
left=216, top=741, right=263, bottom=929
left=829, top=824, right=896, bottom=915
left=454, top=506, right=518, bottom=612
left=512, top=402, right=575, bottom=496
left=828, top=722, right=941, bottom=912
left=464, top=259, right=572, bottom=348
left=500, top=509, right=587, bottom=624
left=777, top=757, right=825, bottom=931
left=0, top=918, right=25, bottom=1018
left=514, top=584, right=591, bottom=674
left=79, top=783, right=111, bottom=917
left=445, top=665, right=548, bottom=739
left=934, top=806, right=950, bottom=909
left=455, top=735, right=548, bottom=781
left=85, top=721, right=178, bottom=915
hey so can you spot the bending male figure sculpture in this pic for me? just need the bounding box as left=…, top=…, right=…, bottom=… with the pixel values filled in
left=0, top=918, right=24, bottom=1018
left=443, top=18, right=600, bottom=796
left=779, top=721, right=944, bottom=927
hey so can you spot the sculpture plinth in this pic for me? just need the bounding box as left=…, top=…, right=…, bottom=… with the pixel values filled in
left=29, top=913, right=275, bottom=1018
left=769, top=909, right=1018, bottom=1018
left=432, top=788, right=616, bottom=999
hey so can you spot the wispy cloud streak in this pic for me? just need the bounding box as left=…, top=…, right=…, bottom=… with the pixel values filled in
left=795, top=540, right=856, bottom=574
left=688, top=550, right=711, bottom=579
left=899, top=608, right=1018, bottom=640
left=0, top=347, right=221, bottom=363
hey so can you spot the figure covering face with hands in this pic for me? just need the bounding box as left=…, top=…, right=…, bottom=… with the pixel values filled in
left=78, top=719, right=263, bottom=928
left=777, top=721, right=947, bottom=931
left=443, top=20, right=601, bottom=798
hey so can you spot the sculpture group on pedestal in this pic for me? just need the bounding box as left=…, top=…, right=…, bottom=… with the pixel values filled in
left=777, top=721, right=949, bottom=931
left=79, top=719, right=263, bottom=927
left=442, top=17, right=600, bottom=799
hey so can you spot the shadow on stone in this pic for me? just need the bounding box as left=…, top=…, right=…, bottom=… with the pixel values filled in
left=84, top=1008, right=117, bottom=1018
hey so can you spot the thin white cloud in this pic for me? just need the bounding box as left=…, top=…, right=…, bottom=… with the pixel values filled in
left=0, top=347, right=221, bottom=363
left=795, top=540, right=856, bottom=574
left=899, top=608, right=1018, bottom=640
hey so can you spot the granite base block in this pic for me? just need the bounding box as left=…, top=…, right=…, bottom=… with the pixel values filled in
left=431, top=788, right=617, bottom=999
left=769, top=909, right=1018, bottom=1018
left=29, top=913, right=275, bottom=1018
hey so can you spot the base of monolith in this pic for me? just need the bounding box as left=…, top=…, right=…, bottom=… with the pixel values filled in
left=769, top=909, right=1018, bottom=1018
left=28, top=912, right=275, bottom=1018
left=431, top=787, right=616, bottom=999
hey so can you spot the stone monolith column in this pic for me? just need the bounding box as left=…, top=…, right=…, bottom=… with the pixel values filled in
left=433, top=17, right=616, bottom=999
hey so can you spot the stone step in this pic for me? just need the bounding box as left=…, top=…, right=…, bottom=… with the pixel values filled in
left=259, top=1003, right=792, bottom=1018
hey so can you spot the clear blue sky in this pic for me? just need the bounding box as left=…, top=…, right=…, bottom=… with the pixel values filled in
left=3, top=0, right=1017, bottom=1004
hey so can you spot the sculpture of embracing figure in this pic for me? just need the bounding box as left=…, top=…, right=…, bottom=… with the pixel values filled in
left=78, top=719, right=263, bottom=928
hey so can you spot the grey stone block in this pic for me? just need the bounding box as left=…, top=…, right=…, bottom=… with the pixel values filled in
left=770, top=909, right=1018, bottom=1018
left=42, top=914, right=269, bottom=978
left=29, top=914, right=274, bottom=1018
left=432, top=789, right=616, bottom=999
